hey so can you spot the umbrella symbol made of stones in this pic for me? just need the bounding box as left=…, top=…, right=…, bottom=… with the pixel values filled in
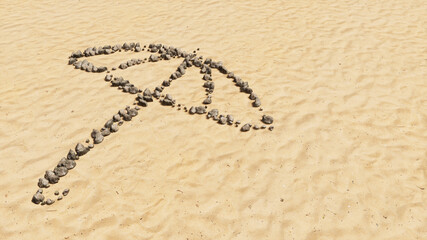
left=31, top=42, right=275, bottom=206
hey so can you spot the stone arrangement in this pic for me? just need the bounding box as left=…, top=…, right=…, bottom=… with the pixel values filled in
left=32, top=42, right=274, bottom=205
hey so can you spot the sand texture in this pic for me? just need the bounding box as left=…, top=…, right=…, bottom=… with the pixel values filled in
left=0, top=0, right=426, bottom=239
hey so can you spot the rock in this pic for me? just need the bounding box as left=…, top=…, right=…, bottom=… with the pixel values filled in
left=261, top=125, right=267, bottom=129
left=153, top=90, right=161, bottom=98
left=68, top=58, right=77, bottom=65
left=46, top=199, right=55, bottom=205
left=203, top=96, right=212, bottom=104
left=189, top=106, right=196, bottom=114
left=203, top=74, right=212, bottom=81
left=269, top=126, right=274, bottom=131
left=241, top=123, right=252, bottom=132
left=207, top=109, right=219, bottom=119
left=57, top=196, right=63, bottom=201
left=109, top=114, right=120, bottom=123
left=227, top=72, right=234, bottom=78
left=63, top=189, right=70, bottom=196
left=162, top=80, right=171, bottom=87
left=57, top=157, right=76, bottom=170
left=37, top=188, right=43, bottom=194
left=253, top=98, right=261, bottom=107
left=32, top=192, right=45, bottom=204
left=203, top=81, right=214, bottom=90
left=149, top=54, right=159, bottom=62
left=128, top=108, right=138, bottom=117
left=226, top=115, right=234, bottom=124
left=105, top=119, right=114, bottom=128
left=38, top=178, right=50, bottom=188
left=218, top=116, right=227, bottom=125
left=67, top=149, right=78, bottom=160
left=143, top=88, right=153, bottom=102
left=137, top=98, right=148, bottom=107
left=71, top=50, right=83, bottom=58
left=249, top=92, right=257, bottom=100
left=75, top=143, right=89, bottom=156
left=196, top=106, right=206, bottom=114
left=119, top=63, right=128, bottom=69
left=88, top=144, right=94, bottom=149
left=91, top=129, right=104, bottom=144
left=122, top=113, right=132, bottom=121
left=122, top=42, right=131, bottom=50
left=97, top=66, right=107, bottom=72
left=161, top=94, right=175, bottom=106
left=135, top=46, right=141, bottom=52
left=204, top=58, right=212, bottom=65
left=101, top=128, right=111, bottom=136
left=261, top=115, right=273, bottom=124
left=253, top=125, right=260, bottom=130
left=54, top=166, right=68, bottom=177
left=135, top=106, right=140, bottom=110
left=235, top=120, right=241, bottom=125
left=85, top=139, right=90, bottom=143
left=110, top=123, right=119, bottom=132
left=44, top=170, right=59, bottom=184
left=54, top=191, right=59, bottom=195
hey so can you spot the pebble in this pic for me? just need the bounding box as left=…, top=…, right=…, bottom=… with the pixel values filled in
left=269, top=126, right=274, bottom=131
left=196, top=106, right=206, bottom=114
left=32, top=192, right=45, bottom=204
left=88, top=144, right=94, bottom=149
left=110, top=123, right=119, bottom=132
left=54, top=166, right=68, bottom=177
left=253, top=125, right=260, bottom=130
left=207, top=109, right=219, bottom=119
left=218, top=116, right=227, bottom=125
left=46, top=199, right=55, bottom=205
left=91, top=129, right=104, bottom=144
left=63, top=189, right=70, bottom=196
left=67, top=149, right=78, bottom=160
left=189, top=106, right=196, bottom=114
left=57, top=157, right=76, bottom=170
left=101, top=128, right=111, bottom=136
left=261, top=115, right=273, bottom=124
left=54, top=191, right=59, bottom=195
left=241, top=123, right=252, bottom=132
left=203, top=96, right=212, bottom=104
left=44, top=170, right=59, bottom=184
left=253, top=98, right=261, bottom=107
left=57, top=196, right=63, bottom=201
left=75, top=143, right=89, bottom=156
left=38, top=178, right=50, bottom=188
left=226, top=115, right=234, bottom=124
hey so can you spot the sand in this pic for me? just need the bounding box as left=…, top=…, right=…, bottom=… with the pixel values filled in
left=0, top=0, right=426, bottom=239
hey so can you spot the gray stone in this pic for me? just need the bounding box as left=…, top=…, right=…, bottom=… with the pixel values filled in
left=63, top=189, right=70, bottom=196
left=105, top=119, right=114, bottom=128
left=44, top=170, right=59, bottom=184
left=88, top=144, right=94, bottom=149
left=119, top=63, right=128, bottom=69
left=75, top=143, right=89, bottom=156
left=196, top=106, right=206, bottom=114
left=149, top=54, right=159, bottom=62
left=143, top=88, right=153, bottom=102
left=207, top=109, right=219, bottom=119
left=261, top=125, right=267, bottom=129
left=253, top=125, right=260, bottom=130
left=32, top=192, right=45, bottom=204
left=57, top=157, right=76, bottom=170
left=113, top=114, right=121, bottom=122
left=54, top=166, right=68, bottom=177
left=128, top=108, right=138, bottom=117
left=269, top=126, right=274, bottom=131
left=38, top=178, right=50, bottom=188
left=46, top=199, right=54, bottom=205
left=54, top=191, right=59, bottom=195
left=101, top=128, right=111, bottom=136
left=161, top=94, right=175, bottom=106
left=203, top=81, right=214, bottom=90
left=162, top=80, right=171, bottom=87
left=91, top=129, right=104, bottom=144
left=218, top=116, right=227, bottom=125
left=249, top=92, right=257, bottom=100
left=241, top=123, right=252, bottom=132
left=261, top=115, right=273, bottom=124
left=203, top=96, right=212, bottom=104
left=57, top=196, right=63, bottom=201
left=110, top=123, right=119, bottom=132
left=67, top=149, right=78, bottom=160
left=189, top=106, right=196, bottom=114
left=253, top=98, right=261, bottom=107
left=226, top=115, right=234, bottom=124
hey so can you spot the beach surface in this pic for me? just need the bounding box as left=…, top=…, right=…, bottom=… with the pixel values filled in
left=0, top=0, right=426, bottom=239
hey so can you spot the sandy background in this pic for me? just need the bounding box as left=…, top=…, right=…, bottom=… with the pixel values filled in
left=0, top=0, right=426, bottom=239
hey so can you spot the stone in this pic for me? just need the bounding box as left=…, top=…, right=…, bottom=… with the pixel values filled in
left=85, top=139, right=90, bottom=143
left=241, top=123, right=252, bottom=132
left=57, top=196, right=63, bottom=201
left=67, top=149, right=78, bottom=160
left=110, top=123, right=119, bottom=132
left=128, top=108, right=138, bottom=117
left=226, top=115, right=234, bottom=124
left=269, top=126, right=274, bottom=131
left=101, top=128, right=111, bottom=136
left=253, top=98, right=261, bottom=107
left=137, top=98, right=148, bottom=107
left=75, top=143, right=89, bottom=156
left=113, top=114, right=121, bottom=122
left=203, top=81, right=214, bottom=90
left=122, top=113, right=132, bottom=121
left=88, top=144, right=94, bottom=149
left=249, top=92, right=257, bottom=100
left=161, top=94, right=175, bottom=106
left=253, top=125, right=260, bottom=130
left=91, top=129, right=104, bottom=144
left=153, top=90, right=161, bottom=98
left=189, top=106, right=196, bottom=114
left=105, top=119, right=114, bottom=128
left=149, top=54, right=159, bottom=62
left=119, top=63, right=128, bottom=69
left=143, top=88, right=153, bottom=102
left=63, top=189, right=70, bottom=196
left=32, top=192, right=45, bottom=204
left=38, top=178, right=50, bottom=188
left=261, top=115, right=273, bottom=124
left=54, top=166, right=68, bottom=177
left=54, top=191, right=59, bottom=195
left=203, top=96, right=212, bottom=104
left=57, top=157, right=76, bottom=170
left=261, top=125, right=267, bottom=129
left=44, top=170, right=59, bottom=184
left=46, top=199, right=55, bottom=205
left=207, top=109, right=219, bottom=119
left=218, top=116, right=227, bottom=125
left=235, top=120, right=241, bottom=125
left=196, top=106, right=206, bottom=114
left=162, top=80, right=171, bottom=87
left=68, top=58, right=77, bottom=65
left=122, top=42, right=131, bottom=50
left=203, top=74, right=212, bottom=81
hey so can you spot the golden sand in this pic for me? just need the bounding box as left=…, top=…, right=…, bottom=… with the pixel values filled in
left=0, top=0, right=425, bottom=239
